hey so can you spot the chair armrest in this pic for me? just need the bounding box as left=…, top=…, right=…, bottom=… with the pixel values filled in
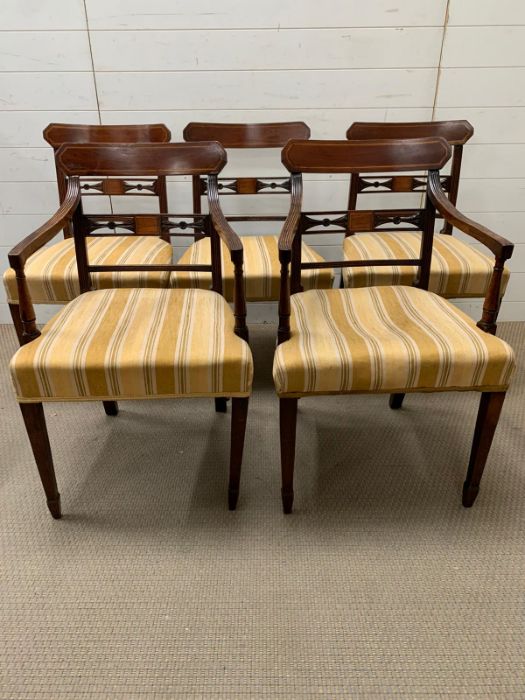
left=428, top=170, right=514, bottom=261
left=206, top=174, right=248, bottom=341
left=278, top=173, right=303, bottom=257
left=8, top=177, right=81, bottom=270
left=206, top=175, right=243, bottom=256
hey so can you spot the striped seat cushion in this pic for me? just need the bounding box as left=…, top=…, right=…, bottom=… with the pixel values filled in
left=4, top=236, right=172, bottom=304
left=170, top=235, right=333, bottom=302
left=273, top=286, right=515, bottom=397
left=342, top=232, right=510, bottom=298
left=11, top=288, right=253, bottom=402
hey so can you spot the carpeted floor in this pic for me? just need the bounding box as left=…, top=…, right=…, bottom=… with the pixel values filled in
left=1, top=321, right=524, bottom=699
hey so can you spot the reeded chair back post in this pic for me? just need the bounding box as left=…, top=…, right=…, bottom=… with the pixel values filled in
left=183, top=121, right=311, bottom=239
left=277, top=137, right=452, bottom=343
left=345, top=120, right=474, bottom=235
left=43, top=123, right=172, bottom=240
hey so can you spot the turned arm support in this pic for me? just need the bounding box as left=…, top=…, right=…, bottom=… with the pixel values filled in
left=428, top=170, right=514, bottom=334
left=277, top=173, right=303, bottom=343
left=207, top=175, right=248, bottom=341
left=8, top=177, right=81, bottom=343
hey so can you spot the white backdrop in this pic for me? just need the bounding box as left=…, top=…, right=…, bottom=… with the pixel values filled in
left=1, top=0, right=524, bottom=322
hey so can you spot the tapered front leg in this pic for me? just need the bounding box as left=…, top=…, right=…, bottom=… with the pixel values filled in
left=228, top=397, right=249, bottom=510
left=280, top=398, right=298, bottom=514
left=463, top=392, right=506, bottom=507
left=8, top=303, right=25, bottom=345
left=19, top=403, right=61, bottom=518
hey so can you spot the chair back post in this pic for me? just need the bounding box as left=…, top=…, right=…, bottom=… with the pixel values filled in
left=277, top=171, right=303, bottom=344
left=347, top=172, right=360, bottom=220
left=416, top=178, right=438, bottom=290
left=71, top=194, right=91, bottom=294
left=207, top=211, right=223, bottom=297
left=43, top=123, right=172, bottom=240
left=442, top=144, right=464, bottom=234
left=290, top=216, right=304, bottom=295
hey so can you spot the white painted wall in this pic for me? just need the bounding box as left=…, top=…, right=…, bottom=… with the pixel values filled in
left=1, top=0, right=524, bottom=323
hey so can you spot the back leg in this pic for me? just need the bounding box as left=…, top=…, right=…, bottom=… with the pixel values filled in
left=389, top=393, right=405, bottom=409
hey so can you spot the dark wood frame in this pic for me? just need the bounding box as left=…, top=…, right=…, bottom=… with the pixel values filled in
left=8, top=123, right=173, bottom=345
left=183, top=121, right=311, bottom=243
left=9, top=142, right=250, bottom=517
left=276, top=138, right=513, bottom=514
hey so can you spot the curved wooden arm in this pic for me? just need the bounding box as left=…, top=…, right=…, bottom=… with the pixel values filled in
left=8, top=177, right=81, bottom=269
left=428, top=170, right=514, bottom=260
left=206, top=175, right=243, bottom=254
left=278, top=173, right=303, bottom=255
left=206, top=174, right=248, bottom=341
left=277, top=174, right=303, bottom=343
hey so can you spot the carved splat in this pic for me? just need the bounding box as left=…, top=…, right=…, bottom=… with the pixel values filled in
left=200, top=176, right=292, bottom=196
left=302, top=213, right=349, bottom=232
left=79, top=178, right=158, bottom=196
left=358, top=174, right=451, bottom=194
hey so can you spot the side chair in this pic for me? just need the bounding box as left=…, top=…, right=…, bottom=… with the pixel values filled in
left=342, top=120, right=510, bottom=332
left=169, top=122, right=333, bottom=301
left=9, top=143, right=253, bottom=518
left=273, top=138, right=515, bottom=514
left=4, top=123, right=173, bottom=344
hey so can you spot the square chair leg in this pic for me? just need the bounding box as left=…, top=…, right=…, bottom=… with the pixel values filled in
left=228, top=397, right=249, bottom=510
left=19, top=403, right=61, bottom=518
left=280, top=398, right=298, bottom=514
left=9, top=303, right=25, bottom=345
left=103, top=401, right=119, bottom=416
left=215, top=397, right=229, bottom=413
left=463, top=391, right=506, bottom=507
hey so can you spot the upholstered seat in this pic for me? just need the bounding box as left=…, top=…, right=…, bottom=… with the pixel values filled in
left=4, top=236, right=172, bottom=304
left=11, top=287, right=253, bottom=402
left=273, top=286, right=515, bottom=397
left=342, top=232, right=510, bottom=298
left=170, top=235, right=333, bottom=302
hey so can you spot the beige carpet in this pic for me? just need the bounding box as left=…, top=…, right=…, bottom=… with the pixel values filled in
left=1, top=321, right=524, bottom=699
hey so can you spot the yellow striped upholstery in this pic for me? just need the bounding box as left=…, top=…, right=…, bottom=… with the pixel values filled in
left=4, top=236, right=172, bottom=304
left=170, top=235, right=333, bottom=302
left=273, top=286, right=515, bottom=397
left=342, top=232, right=510, bottom=298
left=11, top=288, right=253, bottom=402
